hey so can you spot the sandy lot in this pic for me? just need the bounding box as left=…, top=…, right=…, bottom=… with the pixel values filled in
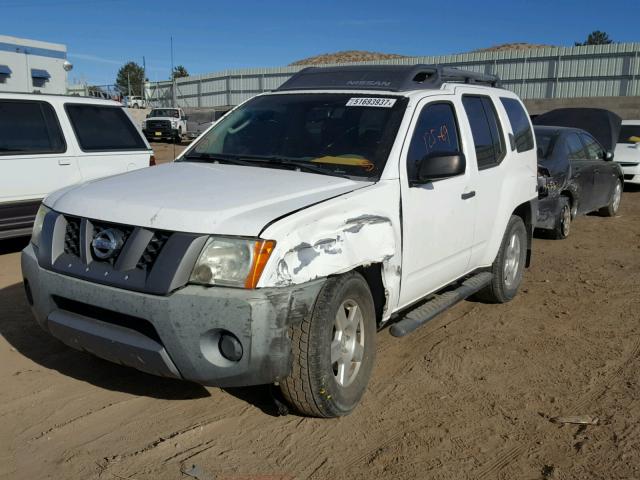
left=151, top=141, right=188, bottom=164
left=1, top=186, right=639, bottom=480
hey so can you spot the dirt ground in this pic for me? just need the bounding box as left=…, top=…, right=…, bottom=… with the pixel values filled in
left=151, top=141, right=188, bottom=164
left=1, top=184, right=639, bottom=480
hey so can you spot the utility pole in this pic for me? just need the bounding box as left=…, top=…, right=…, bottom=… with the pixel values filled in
left=142, top=55, right=146, bottom=104
left=170, top=36, right=176, bottom=107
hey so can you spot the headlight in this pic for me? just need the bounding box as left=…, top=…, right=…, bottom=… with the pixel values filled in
left=31, top=205, right=51, bottom=248
left=171, top=120, right=177, bottom=127
left=190, top=237, right=275, bottom=288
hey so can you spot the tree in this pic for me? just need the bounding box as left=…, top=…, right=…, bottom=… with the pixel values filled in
left=116, top=61, right=145, bottom=96
left=575, top=31, right=613, bottom=46
left=172, top=65, right=189, bottom=79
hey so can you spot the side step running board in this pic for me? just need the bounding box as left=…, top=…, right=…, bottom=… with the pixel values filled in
left=389, top=272, right=493, bottom=337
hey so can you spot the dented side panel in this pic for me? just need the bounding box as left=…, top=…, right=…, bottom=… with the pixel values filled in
left=258, top=181, right=402, bottom=321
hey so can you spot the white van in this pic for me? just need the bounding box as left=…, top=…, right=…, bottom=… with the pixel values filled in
left=0, top=93, right=154, bottom=239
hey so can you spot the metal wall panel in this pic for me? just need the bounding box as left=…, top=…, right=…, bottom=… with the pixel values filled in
left=146, top=42, right=640, bottom=107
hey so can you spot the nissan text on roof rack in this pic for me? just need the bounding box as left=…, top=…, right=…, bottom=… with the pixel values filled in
left=1, top=92, right=155, bottom=240
left=22, top=65, right=538, bottom=417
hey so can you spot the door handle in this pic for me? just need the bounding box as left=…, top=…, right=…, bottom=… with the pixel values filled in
left=58, top=158, right=71, bottom=166
left=461, top=191, right=476, bottom=200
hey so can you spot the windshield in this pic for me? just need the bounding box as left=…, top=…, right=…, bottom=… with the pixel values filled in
left=181, top=93, right=407, bottom=179
left=619, top=125, right=640, bottom=144
left=149, top=109, right=179, bottom=118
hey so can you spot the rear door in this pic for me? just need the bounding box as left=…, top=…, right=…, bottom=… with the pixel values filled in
left=64, top=103, right=152, bottom=179
left=0, top=99, right=81, bottom=234
left=461, top=94, right=508, bottom=266
left=566, top=132, right=596, bottom=213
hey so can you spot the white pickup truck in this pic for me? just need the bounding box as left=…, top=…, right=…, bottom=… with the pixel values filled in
left=22, top=65, right=538, bottom=417
left=142, top=107, right=188, bottom=142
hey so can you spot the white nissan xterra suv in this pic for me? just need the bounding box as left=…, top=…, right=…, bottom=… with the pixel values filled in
left=22, top=65, right=538, bottom=417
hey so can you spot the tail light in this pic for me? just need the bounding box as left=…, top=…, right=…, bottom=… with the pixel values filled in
left=149, top=155, right=156, bottom=166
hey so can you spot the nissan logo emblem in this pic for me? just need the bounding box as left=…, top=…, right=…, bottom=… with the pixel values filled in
left=91, top=228, right=124, bottom=260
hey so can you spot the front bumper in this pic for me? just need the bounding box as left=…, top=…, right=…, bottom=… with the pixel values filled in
left=535, top=194, right=561, bottom=231
left=619, top=163, right=640, bottom=185
left=21, top=244, right=324, bottom=387
left=143, top=127, right=179, bottom=140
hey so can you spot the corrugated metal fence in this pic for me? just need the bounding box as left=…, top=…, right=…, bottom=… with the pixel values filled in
left=147, top=43, right=640, bottom=108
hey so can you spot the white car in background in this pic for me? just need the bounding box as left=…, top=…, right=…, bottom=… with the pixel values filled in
left=615, top=120, right=640, bottom=184
left=0, top=93, right=155, bottom=239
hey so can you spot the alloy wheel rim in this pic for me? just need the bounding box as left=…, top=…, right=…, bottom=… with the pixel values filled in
left=503, top=232, right=521, bottom=288
left=612, top=182, right=622, bottom=213
left=561, top=205, right=571, bottom=237
left=331, top=299, right=365, bottom=387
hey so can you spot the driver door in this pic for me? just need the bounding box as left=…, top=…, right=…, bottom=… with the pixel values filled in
left=398, top=97, right=475, bottom=308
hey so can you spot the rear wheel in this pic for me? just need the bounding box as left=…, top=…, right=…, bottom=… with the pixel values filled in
left=280, top=272, right=376, bottom=417
left=476, top=215, right=527, bottom=303
left=553, top=197, right=571, bottom=239
left=599, top=179, right=622, bottom=217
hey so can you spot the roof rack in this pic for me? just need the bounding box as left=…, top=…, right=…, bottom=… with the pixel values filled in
left=276, top=64, right=500, bottom=92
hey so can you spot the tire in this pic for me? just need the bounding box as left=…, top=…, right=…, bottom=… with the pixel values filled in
left=599, top=179, right=622, bottom=217
left=134, top=104, right=140, bottom=109
left=476, top=215, right=527, bottom=303
left=174, top=128, right=182, bottom=144
left=280, top=272, right=376, bottom=417
left=553, top=196, right=571, bottom=239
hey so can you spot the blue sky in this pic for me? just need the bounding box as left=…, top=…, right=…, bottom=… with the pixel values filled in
left=1, top=0, right=637, bottom=85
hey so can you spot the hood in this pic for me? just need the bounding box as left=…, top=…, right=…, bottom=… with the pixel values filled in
left=45, top=162, right=369, bottom=236
left=146, top=116, right=177, bottom=121
left=533, top=108, right=622, bottom=152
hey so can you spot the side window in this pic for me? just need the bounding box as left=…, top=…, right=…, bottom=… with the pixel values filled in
left=566, top=133, right=585, bottom=160
left=0, top=101, right=65, bottom=155
left=500, top=97, right=534, bottom=152
left=407, top=102, right=462, bottom=180
left=462, top=96, right=505, bottom=169
left=65, top=104, right=147, bottom=151
left=580, top=133, right=603, bottom=161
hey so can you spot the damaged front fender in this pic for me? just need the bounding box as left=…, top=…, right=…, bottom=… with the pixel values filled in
left=258, top=181, right=402, bottom=321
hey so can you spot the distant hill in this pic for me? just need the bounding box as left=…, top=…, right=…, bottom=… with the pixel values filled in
left=290, top=50, right=407, bottom=66
left=471, top=42, right=556, bottom=52
left=289, top=44, right=556, bottom=66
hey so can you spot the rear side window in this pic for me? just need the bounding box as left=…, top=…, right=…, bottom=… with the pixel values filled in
left=407, top=102, right=461, bottom=180
left=500, top=97, right=534, bottom=152
left=65, top=104, right=146, bottom=151
left=0, top=101, right=65, bottom=155
left=462, top=96, right=505, bottom=169
left=566, top=133, right=585, bottom=160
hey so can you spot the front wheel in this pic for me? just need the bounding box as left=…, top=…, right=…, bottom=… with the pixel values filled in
left=476, top=215, right=527, bottom=303
left=599, top=179, right=622, bottom=217
left=280, top=272, right=376, bottom=417
left=553, top=196, right=571, bottom=239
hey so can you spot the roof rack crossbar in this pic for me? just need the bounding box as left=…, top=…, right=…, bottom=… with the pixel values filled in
left=276, top=64, right=500, bottom=92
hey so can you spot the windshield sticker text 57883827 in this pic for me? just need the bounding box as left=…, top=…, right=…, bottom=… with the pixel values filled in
left=346, top=97, right=397, bottom=108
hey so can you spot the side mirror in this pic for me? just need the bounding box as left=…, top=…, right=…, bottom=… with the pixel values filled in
left=146, top=113, right=150, bottom=118
left=414, top=153, right=466, bottom=184
left=604, top=151, right=614, bottom=161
